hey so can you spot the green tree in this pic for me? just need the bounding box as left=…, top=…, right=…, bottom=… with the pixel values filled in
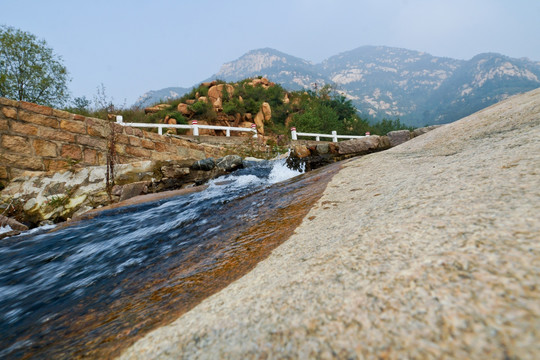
left=370, top=118, right=411, bottom=135
left=68, top=96, right=91, bottom=115
left=0, top=25, right=69, bottom=107
left=291, top=103, right=344, bottom=134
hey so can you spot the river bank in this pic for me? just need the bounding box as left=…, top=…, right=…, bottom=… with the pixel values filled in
left=120, top=88, right=540, bottom=359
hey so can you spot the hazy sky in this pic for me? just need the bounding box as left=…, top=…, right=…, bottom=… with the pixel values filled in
left=2, top=0, right=539, bottom=106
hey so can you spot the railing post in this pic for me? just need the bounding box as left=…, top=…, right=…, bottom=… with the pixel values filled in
left=192, top=120, right=199, bottom=136
left=332, top=130, right=338, bottom=142
left=251, top=123, right=257, bottom=138
left=226, top=128, right=231, bottom=137
left=291, top=127, right=297, bottom=140
left=116, top=115, right=123, bottom=123
left=158, top=125, right=163, bottom=135
left=316, top=136, right=320, bottom=141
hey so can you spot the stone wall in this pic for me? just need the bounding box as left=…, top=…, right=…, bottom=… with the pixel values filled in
left=0, top=97, right=225, bottom=185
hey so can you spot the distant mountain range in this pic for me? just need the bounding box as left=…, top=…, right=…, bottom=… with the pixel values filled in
left=134, top=46, right=540, bottom=126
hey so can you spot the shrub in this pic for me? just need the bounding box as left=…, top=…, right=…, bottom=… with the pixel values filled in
left=189, top=100, right=211, bottom=115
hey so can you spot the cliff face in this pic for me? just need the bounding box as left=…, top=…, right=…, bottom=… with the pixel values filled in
left=120, top=89, right=540, bottom=359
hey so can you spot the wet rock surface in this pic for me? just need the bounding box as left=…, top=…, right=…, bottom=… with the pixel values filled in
left=120, top=89, right=540, bottom=359
left=216, top=155, right=243, bottom=172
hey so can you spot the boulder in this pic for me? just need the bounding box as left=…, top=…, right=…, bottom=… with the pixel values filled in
left=198, top=96, right=208, bottom=103
left=0, top=214, right=29, bottom=231
left=191, top=158, right=215, bottom=171
left=119, top=181, right=149, bottom=202
left=162, top=116, right=177, bottom=134
left=252, top=102, right=271, bottom=136
left=261, top=102, right=272, bottom=121
left=379, top=135, right=391, bottom=149
left=283, top=93, right=290, bottom=104
left=250, top=77, right=271, bottom=88
left=163, top=116, right=176, bottom=125
left=293, top=145, right=311, bottom=158
left=177, top=103, right=192, bottom=115
left=316, top=144, right=330, bottom=155
left=208, top=84, right=235, bottom=103
left=216, top=155, right=243, bottom=172
left=338, top=136, right=381, bottom=155
left=387, top=130, right=412, bottom=147
left=185, top=99, right=196, bottom=105
left=253, top=111, right=265, bottom=136
left=328, top=143, right=339, bottom=154
left=144, top=104, right=169, bottom=114
left=161, top=164, right=190, bottom=178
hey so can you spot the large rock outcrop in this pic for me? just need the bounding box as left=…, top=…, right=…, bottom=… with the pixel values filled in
left=120, top=89, right=540, bottom=360
left=337, top=135, right=384, bottom=155
left=208, top=84, right=235, bottom=103
left=252, top=102, right=271, bottom=136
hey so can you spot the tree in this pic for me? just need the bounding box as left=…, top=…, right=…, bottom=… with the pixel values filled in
left=0, top=25, right=69, bottom=107
left=291, top=103, right=344, bottom=134
left=68, top=96, right=91, bottom=115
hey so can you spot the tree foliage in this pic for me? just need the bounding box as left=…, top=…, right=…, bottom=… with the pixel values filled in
left=0, top=25, right=69, bottom=107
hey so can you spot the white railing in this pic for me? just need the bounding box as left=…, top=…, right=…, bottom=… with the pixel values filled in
left=290, top=127, right=370, bottom=142
left=115, top=116, right=257, bottom=138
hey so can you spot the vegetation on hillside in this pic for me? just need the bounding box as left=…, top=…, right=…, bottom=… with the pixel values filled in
left=63, top=78, right=412, bottom=140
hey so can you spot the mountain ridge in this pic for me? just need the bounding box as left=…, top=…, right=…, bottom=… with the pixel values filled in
left=135, top=46, right=540, bottom=126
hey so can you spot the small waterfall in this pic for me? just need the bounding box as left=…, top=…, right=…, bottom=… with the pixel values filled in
left=0, top=158, right=336, bottom=359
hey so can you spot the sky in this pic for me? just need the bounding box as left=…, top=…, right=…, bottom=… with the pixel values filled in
left=2, top=0, right=539, bottom=107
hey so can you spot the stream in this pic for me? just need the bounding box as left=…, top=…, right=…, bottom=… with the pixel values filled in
left=0, top=158, right=339, bottom=359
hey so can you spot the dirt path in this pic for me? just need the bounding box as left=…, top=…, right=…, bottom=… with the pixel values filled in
left=119, top=88, right=540, bottom=359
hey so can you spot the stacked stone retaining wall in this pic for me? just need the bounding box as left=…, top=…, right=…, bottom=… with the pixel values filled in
left=0, top=98, right=225, bottom=185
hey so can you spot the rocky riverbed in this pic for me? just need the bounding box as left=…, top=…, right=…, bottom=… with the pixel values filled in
left=120, top=88, right=540, bottom=359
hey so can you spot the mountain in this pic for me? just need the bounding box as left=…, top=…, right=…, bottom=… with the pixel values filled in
left=426, top=53, right=540, bottom=123
left=134, top=86, right=191, bottom=108
left=211, top=48, right=328, bottom=90
left=135, top=46, right=540, bottom=126
left=318, top=46, right=465, bottom=123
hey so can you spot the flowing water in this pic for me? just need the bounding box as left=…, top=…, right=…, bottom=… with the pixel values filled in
left=0, top=159, right=339, bottom=359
